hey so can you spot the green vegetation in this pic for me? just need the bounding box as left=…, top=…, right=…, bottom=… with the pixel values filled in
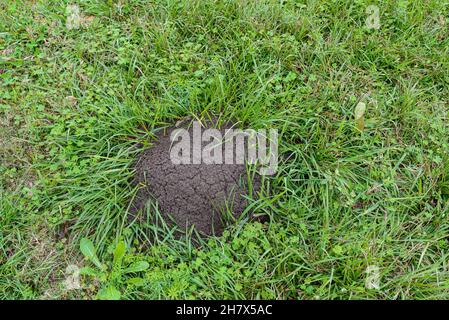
left=0, top=0, right=448, bottom=299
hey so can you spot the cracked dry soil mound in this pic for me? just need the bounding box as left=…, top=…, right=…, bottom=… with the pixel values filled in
left=130, top=121, right=262, bottom=236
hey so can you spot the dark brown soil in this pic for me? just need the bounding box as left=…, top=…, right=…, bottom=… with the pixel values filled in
left=130, top=119, right=262, bottom=236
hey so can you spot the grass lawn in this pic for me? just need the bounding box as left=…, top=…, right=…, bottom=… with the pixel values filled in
left=0, top=0, right=448, bottom=299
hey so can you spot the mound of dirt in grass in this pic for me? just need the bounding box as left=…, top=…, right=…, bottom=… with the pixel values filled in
left=130, top=119, right=263, bottom=236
